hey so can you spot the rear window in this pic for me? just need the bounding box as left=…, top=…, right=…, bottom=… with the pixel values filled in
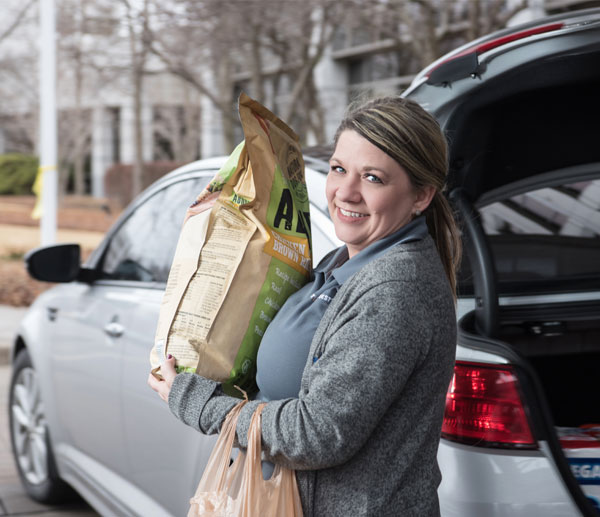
left=460, top=178, right=600, bottom=295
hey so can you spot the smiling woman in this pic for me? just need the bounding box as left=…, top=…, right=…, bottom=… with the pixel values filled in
left=150, top=96, right=462, bottom=517
left=330, top=96, right=461, bottom=294
left=327, top=130, right=435, bottom=258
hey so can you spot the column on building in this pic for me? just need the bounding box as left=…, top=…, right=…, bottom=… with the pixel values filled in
left=313, top=49, right=348, bottom=145
left=142, top=104, right=153, bottom=162
left=119, top=103, right=153, bottom=163
left=119, top=103, right=134, bottom=164
left=91, top=106, right=114, bottom=198
left=200, top=64, right=226, bottom=158
left=507, top=0, right=546, bottom=26
left=200, top=96, right=226, bottom=158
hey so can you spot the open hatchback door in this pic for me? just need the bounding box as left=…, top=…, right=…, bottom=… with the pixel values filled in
left=404, top=8, right=600, bottom=516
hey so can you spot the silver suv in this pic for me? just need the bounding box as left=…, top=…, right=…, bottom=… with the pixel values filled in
left=404, top=8, right=600, bottom=516
left=8, top=8, right=600, bottom=516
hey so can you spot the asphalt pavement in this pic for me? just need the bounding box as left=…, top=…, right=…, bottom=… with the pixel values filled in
left=0, top=304, right=99, bottom=516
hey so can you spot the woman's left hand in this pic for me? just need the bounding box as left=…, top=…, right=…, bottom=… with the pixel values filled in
left=147, top=355, right=177, bottom=403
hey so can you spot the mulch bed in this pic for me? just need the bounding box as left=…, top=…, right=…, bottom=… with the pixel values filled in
left=0, top=261, right=51, bottom=307
left=0, top=195, right=120, bottom=307
left=0, top=195, right=120, bottom=231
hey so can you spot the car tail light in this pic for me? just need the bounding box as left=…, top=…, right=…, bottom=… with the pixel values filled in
left=442, top=361, right=537, bottom=449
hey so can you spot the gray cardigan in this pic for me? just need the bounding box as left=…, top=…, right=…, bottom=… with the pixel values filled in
left=168, top=236, right=457, bottom=516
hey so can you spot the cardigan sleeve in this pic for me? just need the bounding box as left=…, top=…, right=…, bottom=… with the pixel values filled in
left=169, top=276, right=438, bottom=471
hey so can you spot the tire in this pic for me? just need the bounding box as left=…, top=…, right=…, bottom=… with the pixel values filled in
left=8, top=348, right=75, bottom=504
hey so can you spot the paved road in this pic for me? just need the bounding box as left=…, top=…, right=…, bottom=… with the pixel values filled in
left=0, top=364, right=99, bottom=517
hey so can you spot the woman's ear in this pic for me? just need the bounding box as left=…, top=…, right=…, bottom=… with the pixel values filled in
left=414, top=185, right=436, bottom=213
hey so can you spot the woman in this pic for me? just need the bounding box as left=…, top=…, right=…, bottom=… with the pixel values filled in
left=149, top=96, right=461, bottom=516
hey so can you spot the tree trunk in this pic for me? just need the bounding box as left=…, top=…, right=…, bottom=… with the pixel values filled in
left=250, top=25, right=265, bottom=103
left=216, top=54, right=235, bottom=152
left=307, top=75, right=326, bottom=144
left=132, top=70, right=144, bottom=196
left=73, top=48, right=86, bottom=196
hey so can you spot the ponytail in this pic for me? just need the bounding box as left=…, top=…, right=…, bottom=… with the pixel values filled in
left=425, top=191, right=462, bottom=300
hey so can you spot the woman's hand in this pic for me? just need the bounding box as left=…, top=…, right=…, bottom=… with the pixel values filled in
left=147, top=354, right=177, bottom=403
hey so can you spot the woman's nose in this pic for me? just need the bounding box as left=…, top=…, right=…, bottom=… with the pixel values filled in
left=335, top=174, right=362, bottom=203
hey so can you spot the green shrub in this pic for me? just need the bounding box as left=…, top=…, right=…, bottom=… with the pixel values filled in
left=0, top=153, right=39, bottom=195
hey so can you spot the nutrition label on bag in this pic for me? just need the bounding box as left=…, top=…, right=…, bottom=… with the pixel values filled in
left=166, top=204, right=255, bottom=366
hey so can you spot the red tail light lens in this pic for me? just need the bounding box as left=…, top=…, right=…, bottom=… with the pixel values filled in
left=442, top=361, right=537, bottom=449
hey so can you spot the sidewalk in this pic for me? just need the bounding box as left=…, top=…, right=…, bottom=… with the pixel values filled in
left=0, top=364, right=98, bottom=516
left=0, top=305, right=28, bottom=366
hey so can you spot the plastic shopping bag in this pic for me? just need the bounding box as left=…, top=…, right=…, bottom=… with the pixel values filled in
left=188, top=401, right=303, bottom=517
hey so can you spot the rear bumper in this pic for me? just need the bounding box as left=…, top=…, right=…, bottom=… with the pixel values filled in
left=438, top=439, right=581, bottom=516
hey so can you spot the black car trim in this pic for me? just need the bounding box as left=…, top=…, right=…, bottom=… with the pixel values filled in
left=450, top=188, right=499, bottom=338
left=498, top=299, right=600, bottom=323
left=426, top=52, right=479, bottom=86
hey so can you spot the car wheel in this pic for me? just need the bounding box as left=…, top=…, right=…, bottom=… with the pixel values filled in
left=9, top=348, right=74, bottom=503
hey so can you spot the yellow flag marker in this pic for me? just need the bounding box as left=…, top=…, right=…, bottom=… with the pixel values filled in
left=31, top=165, right=56, bottom=219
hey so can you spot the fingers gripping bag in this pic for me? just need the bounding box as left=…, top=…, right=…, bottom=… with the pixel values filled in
left=150, top=93, right=312, bottom=396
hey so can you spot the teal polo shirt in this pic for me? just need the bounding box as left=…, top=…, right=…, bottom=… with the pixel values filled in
left=255, top=216, right=429, bottom=402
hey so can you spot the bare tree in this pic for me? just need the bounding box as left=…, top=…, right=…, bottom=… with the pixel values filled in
left=56, top=0, right=124, bottom=196
left=0, top=0, right=37, bottom=45
left=364, top=0, right=528, bottom=69
left=153, top=101, right=200, bottom=162
left=148, top=0, right=239, bottom=151
left=0, top=0, right=39, bottom=154
left=147, top=0, right=353, bottom=149
left=120, top=0, right=152, bottom=197
left=57, top=0, right=89, bottom=195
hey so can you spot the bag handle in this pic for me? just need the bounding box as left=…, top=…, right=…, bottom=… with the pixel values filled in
left=194, top=389, right=248, bottom=495
left=211, top=399, right=248, bottom=489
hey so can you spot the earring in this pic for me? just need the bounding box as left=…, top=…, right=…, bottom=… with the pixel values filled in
left=414, top=209, right=422, bottom=216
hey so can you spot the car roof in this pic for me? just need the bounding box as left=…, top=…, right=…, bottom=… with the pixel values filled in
left=404, top=8, right=600, bottom=202
left=143, top=154, right=330, bottom=214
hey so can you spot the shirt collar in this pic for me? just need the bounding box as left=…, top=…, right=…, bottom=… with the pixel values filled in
left=321, top=215, right=428, bottom=285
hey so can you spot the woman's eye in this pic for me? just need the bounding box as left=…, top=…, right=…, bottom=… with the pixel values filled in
left=330, top=165, right=345, bottom=174
left=365, top=173, right=382, bottom=184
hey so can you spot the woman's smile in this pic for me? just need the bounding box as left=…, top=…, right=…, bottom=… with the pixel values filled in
left=337, top=207, right=368, bottom=219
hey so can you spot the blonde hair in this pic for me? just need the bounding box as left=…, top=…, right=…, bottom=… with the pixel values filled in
left=334, top=96, right=462, bottom=297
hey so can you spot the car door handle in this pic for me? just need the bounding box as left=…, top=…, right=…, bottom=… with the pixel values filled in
left=104, top=321, right=124, bottom=338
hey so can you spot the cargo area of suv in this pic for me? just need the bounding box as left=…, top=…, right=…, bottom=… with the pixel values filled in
left=415, top=11, right=600, bottom=515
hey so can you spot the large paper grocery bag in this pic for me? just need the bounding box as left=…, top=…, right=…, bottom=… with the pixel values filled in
left=150, top=93, right=312, bottom=395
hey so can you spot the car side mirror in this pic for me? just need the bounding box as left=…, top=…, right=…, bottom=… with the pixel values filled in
left=25, top=244, right=96, bottom=283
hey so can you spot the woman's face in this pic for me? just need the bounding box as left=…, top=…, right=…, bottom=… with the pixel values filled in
left=326, top=130, right=434, bottom=258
